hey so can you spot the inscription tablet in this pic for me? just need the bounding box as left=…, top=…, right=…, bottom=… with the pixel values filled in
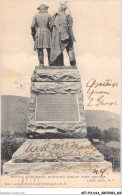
left=35, top=94, right=79, bottom=121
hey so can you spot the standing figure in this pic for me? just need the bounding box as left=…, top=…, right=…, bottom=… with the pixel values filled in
left=31, top=4, right=52, bottom=66
left=50, top=3, right=76, bottom=66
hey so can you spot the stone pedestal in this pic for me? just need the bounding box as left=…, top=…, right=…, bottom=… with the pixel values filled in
left=3, top=66, right=112, bottom=176
left=27, top=66, right=87, bottom=139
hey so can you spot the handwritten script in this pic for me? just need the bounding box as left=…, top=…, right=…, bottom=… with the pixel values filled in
left=25, top=142, right=96, bottom=158
left=86, top=78, right=119, bottom=107
left=23, top=141, right=109, bottom=176
left=51, top=162, right=107, bottom=176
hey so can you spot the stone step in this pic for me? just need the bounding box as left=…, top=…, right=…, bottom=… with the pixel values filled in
left=32, top=66, right=80, bottom=82
left=11, top=139, right=104, bottom=163
left=3, top=160, right=112, bottom=176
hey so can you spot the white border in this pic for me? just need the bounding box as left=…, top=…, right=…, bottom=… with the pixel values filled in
left=0, top=0, right=121, bottom=194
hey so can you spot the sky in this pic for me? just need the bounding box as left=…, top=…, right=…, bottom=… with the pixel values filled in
left=1, top=1, right=120, bottom=114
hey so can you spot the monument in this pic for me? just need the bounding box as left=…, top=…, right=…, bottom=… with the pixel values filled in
left=3, top=3, right=112, bottom=176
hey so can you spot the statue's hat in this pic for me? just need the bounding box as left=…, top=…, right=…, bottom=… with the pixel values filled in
left=37, top=4, right=49, bottom=10
left=59, top=3, right=67, bottom=11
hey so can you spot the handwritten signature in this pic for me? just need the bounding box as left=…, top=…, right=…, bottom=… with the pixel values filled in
left=25, top=142, right=97, bottom=153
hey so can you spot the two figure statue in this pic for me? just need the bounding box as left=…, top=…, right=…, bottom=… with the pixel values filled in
left=31, top=3, right=76, bottom=67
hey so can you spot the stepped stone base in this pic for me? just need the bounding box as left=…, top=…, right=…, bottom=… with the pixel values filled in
left=3, top=139, right=112, bottom=175
left=11, top=139, right=104, bottom=162
left=3, top=160, right=112, bottom=176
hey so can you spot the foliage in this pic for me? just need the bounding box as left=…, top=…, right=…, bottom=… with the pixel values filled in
left=87, top=126, right=102, bottom=141
left=1, top=131, right=26, bottom=161
left=87, top=126, right=120, bottom=143
left=96, top=143, right=120, bottom=171
left=102, top=128, right=120, bottom=143
left=86, top=126, right=120, bottom=171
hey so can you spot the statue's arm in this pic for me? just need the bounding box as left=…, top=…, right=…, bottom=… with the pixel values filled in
left=67, top=14, right=76, bottom=42
left=48, top=14, right=53, bottom=31
left=51, top=13, right=58, bottom=30
left=67, top=14, right=73, bottom=28
left=48, top=13, right=58, bottom=31
left=31, top=16, right=36, bottom=40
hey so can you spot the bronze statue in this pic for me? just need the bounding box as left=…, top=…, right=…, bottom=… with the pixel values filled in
left=31, top=4, right=52, bottom=66
left=50, top=2, right=76, bottom=66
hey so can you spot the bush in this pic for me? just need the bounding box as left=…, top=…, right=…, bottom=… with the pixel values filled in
left=1, top=131, right=26, bottom=162
left=87, top=126, right=102, bottom=141
left=102, top=128, right=120, bottom=143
